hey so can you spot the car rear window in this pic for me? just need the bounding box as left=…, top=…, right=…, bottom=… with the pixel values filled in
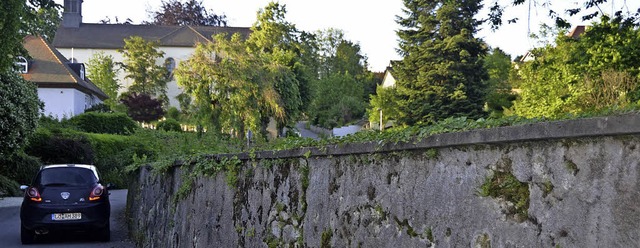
left=36, top=167, right=98, bottom=187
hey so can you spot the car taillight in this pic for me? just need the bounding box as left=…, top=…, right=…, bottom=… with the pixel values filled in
left=26, top=187, right=42, bottom=202
left=89, top=185, right=104, bottom=201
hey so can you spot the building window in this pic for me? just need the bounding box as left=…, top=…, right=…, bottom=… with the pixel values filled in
left=64, top=0, right=79, bottom=13
left=79, top=64, right=85, bottom=80
left=165, top=57, right=176, bottom=81
left=15, top=56, right=28, bottom=74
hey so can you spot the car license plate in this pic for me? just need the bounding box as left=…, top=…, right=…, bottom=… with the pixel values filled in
left=52, top=213, right=81, bottom=221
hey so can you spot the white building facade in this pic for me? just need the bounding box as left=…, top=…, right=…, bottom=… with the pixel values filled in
left=52, top=0, right=250, bottom=108
left=22, top=35, right=107, bottom=120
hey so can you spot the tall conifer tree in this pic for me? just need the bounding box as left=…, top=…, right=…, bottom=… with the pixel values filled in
left=394, top=0, right=488, bottom=125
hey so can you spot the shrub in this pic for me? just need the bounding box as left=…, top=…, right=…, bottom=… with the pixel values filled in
left=25, top=134, right=95, bottom=165
left=86, top=133, right=153, bottom=188
left=0, top=71, right=42, bottom=157
left=66, top=112, right=138, bottom=135
left=157, top=118, right=182, bottom=132
left=25, top=124, right=156, bottom=189
left=85, top=103, right=112, bottom=113
left=166, top=107, right=181, bottom=120
left=120, top=93, right=165, bottom=122
left=0, top=175, right=20, bottom=197
left=0, top=152, right=41, bottom=185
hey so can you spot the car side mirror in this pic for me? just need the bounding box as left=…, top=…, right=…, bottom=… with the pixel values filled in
left=20, top=185, right=28, bottom=191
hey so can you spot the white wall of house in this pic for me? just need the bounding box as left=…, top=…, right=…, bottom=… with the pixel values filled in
left=58, top=46, right=196, bottom=108
left=38, top=88, right=102, bottom=120
left=381, top=70, right=396, bottom=88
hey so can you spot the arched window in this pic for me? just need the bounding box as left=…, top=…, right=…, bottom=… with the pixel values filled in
left=15, top=56, right=28, bottom=73
left=165, top=57, right=176, bottom=81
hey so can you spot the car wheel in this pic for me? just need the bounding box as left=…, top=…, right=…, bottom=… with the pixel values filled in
left=21, top=225, right=35, bottom=244
left=98, top=223, right=110, bottom=242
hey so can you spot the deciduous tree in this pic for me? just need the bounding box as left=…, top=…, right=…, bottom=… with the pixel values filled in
left=148, top=0, right=227, bottom=26
left=119, top=36, right=168, bottom=103
left=514, top=14, right=640, bottom=118
left=246, top=3, right=307, bottom=133
left=175, top=33, right=285, bottom=137
left=309, top=72, right=365, bottom=128
left=368, top=85, right=400, bottom=129
left=483, top=47, right=516, bottom=117
left=487, top=0, right=639, bottom=30
left=22, top=1, right=61, bottom=43
left=120, top=92, right=165, bottom=123
left=308, top=29, right=372, bottom=128
left=86, top=52, right=120, bottom=110
left=0, top=0, right=43, bottom=157
left=0, top=73, right=43, bottom=157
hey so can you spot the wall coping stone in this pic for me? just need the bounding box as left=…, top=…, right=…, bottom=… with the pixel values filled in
left=197, top=114, right=640, bottom=161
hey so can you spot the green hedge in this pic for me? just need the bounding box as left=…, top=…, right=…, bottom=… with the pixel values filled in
left=85, top=133, right=153, bottom=188
left=25, top=129, right=95, bottom=165
left=0, top=152, right=41, bottom=197
left=66, top=112, right=138, bottom=135
left=22, top=123, right=155, bottom=189
left=0, top=175, right=20, bottom=197
left=0, top=152, right=41, bottom=185
left=157, top=118, right=182, bottom=132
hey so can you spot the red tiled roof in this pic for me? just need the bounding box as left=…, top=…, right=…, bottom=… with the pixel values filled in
left=567, top=25, right=586, bottom=39
left=21, top=35, right=108, bottom=100
left=52, top=24, right=251, bottom=49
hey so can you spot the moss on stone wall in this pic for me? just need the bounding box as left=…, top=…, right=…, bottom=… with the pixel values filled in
left=479, top=170, right=530, bottom=222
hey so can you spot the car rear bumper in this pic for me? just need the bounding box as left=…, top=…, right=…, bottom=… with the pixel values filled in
left=21, top=202, right=110, bottom=231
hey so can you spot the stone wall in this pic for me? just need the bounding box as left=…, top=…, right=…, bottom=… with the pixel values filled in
left=127, top=115, right=640, bottom=247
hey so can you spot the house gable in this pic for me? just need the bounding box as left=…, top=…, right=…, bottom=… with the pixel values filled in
left=381, top=62, right=397, bottom=88
left=22, top=36, right=107, bottom=100
left=21, top=35, right=108, bottom=119
left=159, top=26, right=211, bottom=46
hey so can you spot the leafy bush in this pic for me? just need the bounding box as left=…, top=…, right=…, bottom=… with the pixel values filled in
left=85, top=103, right=112, bottom=113
left=25, top=133, right=95, bottom=165
left=0, top=151, right=40, bottom=197
left=0, top=175, right=20, bottom=197
left=66, top=112, right=138, bottom=135
left=0, top=152, right=41, bottom=185
left=0, top=71, right=42, bottom=157
left=124, top=129, right=244, bottom=172
left=166, top=107, right=181, bottom=120
left=157, top=118, right=182, bottom=132
left=120, top=93, right=165, bottom=122
left=23, top=123, right=157, bottom=189
left=85, top=132, right=153, bottom=188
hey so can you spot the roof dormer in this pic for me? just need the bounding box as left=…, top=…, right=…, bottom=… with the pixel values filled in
left=67, top=63, right=85, bottom=80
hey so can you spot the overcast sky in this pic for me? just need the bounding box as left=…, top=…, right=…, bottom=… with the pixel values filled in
left=54, top=0, right=639, bottom=72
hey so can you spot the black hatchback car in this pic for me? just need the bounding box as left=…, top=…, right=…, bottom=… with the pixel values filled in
left=20, top=164, right=111, bottom=244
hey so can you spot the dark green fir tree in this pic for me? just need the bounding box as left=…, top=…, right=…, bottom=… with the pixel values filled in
left=393, top=0, right=488, bottom=125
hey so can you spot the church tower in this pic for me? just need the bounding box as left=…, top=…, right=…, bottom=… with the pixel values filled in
left=62, top=0, right=83, bottom=28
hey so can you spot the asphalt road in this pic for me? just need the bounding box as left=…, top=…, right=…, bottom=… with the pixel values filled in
left=295, top=121, right=320, bottom=139
left=0, top=189, right=134, bottom=247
